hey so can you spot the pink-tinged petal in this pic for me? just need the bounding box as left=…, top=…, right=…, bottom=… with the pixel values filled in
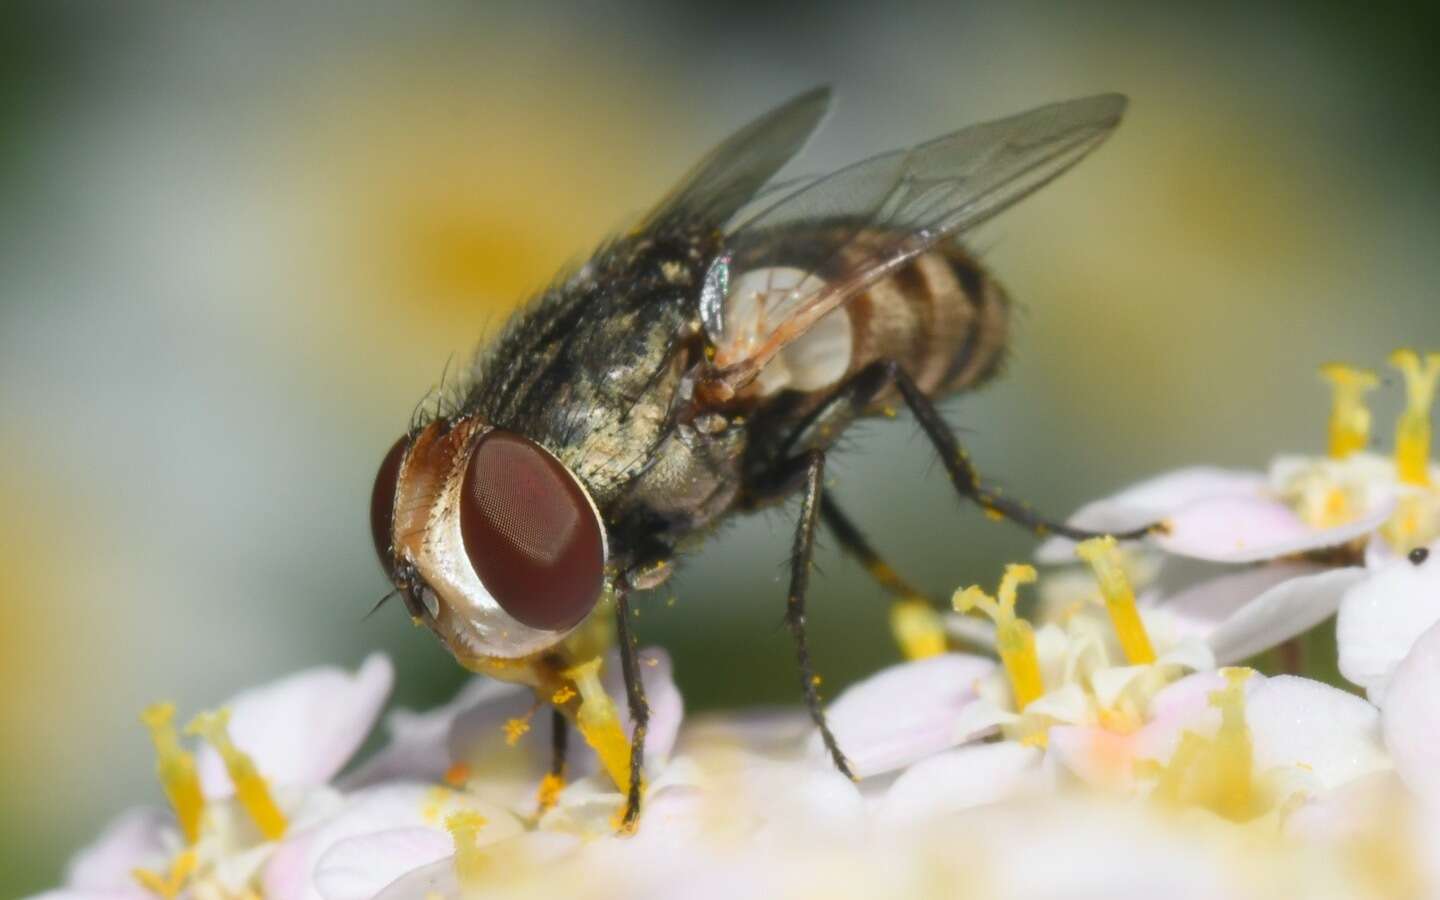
left=876, top=742, right=1041, bottom=829
left=1247, top=675, right=1388, bottom=790
left=1381, top=620, right=1440, bottom=806
left=341, top=677, right=517, bottom=789
left=1049, top=726, right=1139, bottom=790
left=1203, top=568, right=1365, bottom=665
left=1157, top=494, right=1394, bottom=564
left=199, top=654, right=394, bottom=797
left=809, top=654, right=996, bottom=778
left=1338, top=544, right=1440, bottom=705
left=1037, top=467, right=1266, bottom=562
left=63, top=807, right=171, bottom=891
left=313, top=828, right=452, bottom=900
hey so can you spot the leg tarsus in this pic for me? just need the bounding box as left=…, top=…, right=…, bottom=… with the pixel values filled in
left=615, top=591, right=649, bottom=830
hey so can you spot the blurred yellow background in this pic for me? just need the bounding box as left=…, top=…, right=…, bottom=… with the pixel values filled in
left=6, top=3, right=1440, bottom=893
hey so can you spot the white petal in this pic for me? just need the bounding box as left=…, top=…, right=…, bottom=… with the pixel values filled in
left=261, top=782, right=522, bottom=900
left=1337, top=545, right=1440, bottom=704
left=63, top=807, right=171, bottom=890
left=1157, top=495, right=1394, bottom=564
left=875, top=742, right=1041, bottom=830
left=1247, top=675, right=1389, bottom=790
left=313, top=828, right=452, bottom=900
left=1161, top=562, right=1321, bottom=635
left=1204, top=567, right=1365, bottom=664
left=372, top=857, right=459, bottom=900
left=809, top=654, right=995, bottom=777
left=341, top=677, right=518, bottom=789
left=1381, top=620, right=1440, bottom=806
left=1024, top=683, right=1091, bottom=725
left=1036, top=467, right=1265, bottom=563
left=199, top=654, right=394, bottom=797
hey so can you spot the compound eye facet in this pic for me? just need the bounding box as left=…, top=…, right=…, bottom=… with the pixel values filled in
left=459, top=431, right=606, bottom=631
left=370, top=436, right=409, bottom=582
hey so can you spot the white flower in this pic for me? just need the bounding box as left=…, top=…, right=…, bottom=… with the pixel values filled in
left=1337, top=539, right=1440, bottom=704
left=36, top=655, right=394, bottom=900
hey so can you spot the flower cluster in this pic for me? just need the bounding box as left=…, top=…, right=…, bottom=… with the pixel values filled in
left=35, top=350, right=1440, bottom=900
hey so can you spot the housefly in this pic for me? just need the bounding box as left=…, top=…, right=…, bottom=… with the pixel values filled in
left=370, top=89, right=1139, bottom=825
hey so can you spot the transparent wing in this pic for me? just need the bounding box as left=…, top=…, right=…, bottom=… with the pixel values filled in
left=699, top=94, right=1127, bottom=394
left=641, top=87, right=832, bottom=232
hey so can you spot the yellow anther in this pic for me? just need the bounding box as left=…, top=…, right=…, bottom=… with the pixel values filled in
left=561, top=657, right=634, bottom=796
left=1319, top=363, right=1379, bottom=459
left=445, top=810, right=488, bottom=887
left=1391, top=349, right=1440, bottom=486
left=503, top=716, right=532, bottom=747
left=890, top=598, right=947, bottom=660
left=954, top=564, right=1044, bottom=710
left=536, top=772, right=565, bottom=813
left=140, top=703, right=205, bottom=845
left=131, top=849, right=196, bottom=900
left=1076, top=537, right=1156, bottom=665
left=551, top=685, right=577, bottom=705
left=185, top=709, right=287, bottom=841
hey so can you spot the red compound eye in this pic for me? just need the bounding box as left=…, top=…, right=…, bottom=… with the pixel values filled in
left=459, top=431, right=606, bottom=631
left=370, top=436, right=409, bottom=582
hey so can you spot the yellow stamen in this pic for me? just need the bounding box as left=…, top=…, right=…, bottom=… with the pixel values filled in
left=551, top=685, right=577, bottom=705
left=1390, top=349, right=1440, bottom=485
left=561, top=657, right=634, bottom=796
left=536, top=772, right=565, bottom=813
left=1319, top=363, right=1379, bottom=459
left=1076, top=537, right=1156, bottom=665
left=890, top=597, right=947, bottom=660
left=1208, top=668, right=1256, bottom=822
left=953, top=564, right=1044, bottom=710
left=445, top=810, right=488, bottom=887
left=185, top=709, right=287, bottom=841
left=131, top=849, right=196, bottom=900
left=140, top=703, right=205, bottom=845
left=1380, top=492, right=1440, bottom=553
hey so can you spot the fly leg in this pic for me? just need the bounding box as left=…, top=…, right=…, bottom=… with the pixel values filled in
left=615, top=590, right=649, bottom=829
left=878, top=360, right=1153, bottom=541
left=819, top=496, right=953, bottom=660
left=787, top=450, right=855, bottom=779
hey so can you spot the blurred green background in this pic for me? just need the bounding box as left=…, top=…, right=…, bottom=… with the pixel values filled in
left=6, top=2, right=1440, bottom=894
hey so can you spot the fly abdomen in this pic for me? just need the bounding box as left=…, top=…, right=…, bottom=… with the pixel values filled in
left=843, top=243, right=1010, bottom=400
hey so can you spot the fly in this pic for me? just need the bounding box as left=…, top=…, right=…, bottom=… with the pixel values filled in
left=369, top=88, right=1148, bottom=827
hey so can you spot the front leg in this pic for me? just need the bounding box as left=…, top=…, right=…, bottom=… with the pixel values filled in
left=614, top=589, right=649, bottom=829
left=787, top=449, right=855, bottom=779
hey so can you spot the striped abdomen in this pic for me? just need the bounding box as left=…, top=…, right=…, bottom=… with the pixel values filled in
left=842, top=243, right=1009, bottom=400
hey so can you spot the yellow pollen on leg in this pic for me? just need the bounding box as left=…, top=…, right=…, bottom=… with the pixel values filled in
left=140, top=703, right=205, bottom=845
left=561, top=657, right=634, bottom=796
left=503, top=714, right=533, bottom=747
left=445, top=810, right=488, bottom=887
left=1076, top=537, right=1156, bottom=665
left=954, top=564, right=1044, bottom=710
left=536, top=772, right=565, bottom=813
left=1319, top=363, right=1379, bottom=459
left=890, top=597, right=947, bottom=660
left=185, top=708, right=288, bottom=841
left=1390, top=349, right=1440, bottom=486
